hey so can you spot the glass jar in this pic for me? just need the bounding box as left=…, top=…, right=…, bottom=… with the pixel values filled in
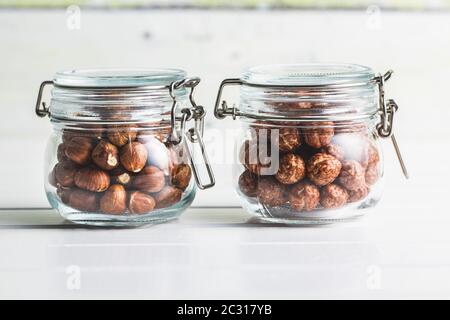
left=214, top=64, right=407, bottom=224
left=36, top=68, right=215, bottom=226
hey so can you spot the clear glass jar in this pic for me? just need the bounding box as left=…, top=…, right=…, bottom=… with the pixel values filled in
left=36, top=68, right=214, bottom=226
left=215, top=64, right=405, bottom=224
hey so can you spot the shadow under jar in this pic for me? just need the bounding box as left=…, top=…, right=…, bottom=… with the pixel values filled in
left=37, top=68, right=214, bottom=227
left=215, top=64, right=407, bottom=224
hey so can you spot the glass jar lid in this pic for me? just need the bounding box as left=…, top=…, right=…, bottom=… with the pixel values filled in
left=54, top=68, right=186, bottom=88
left=44, top=68, right=190, bottom=123
left=227, top=63, right=380, bottom=123
left=242, top=63, right=375, bottom=87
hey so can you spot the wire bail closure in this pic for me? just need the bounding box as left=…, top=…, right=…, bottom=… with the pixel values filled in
left=374, top=70, right=409, bottom=179
left=169, top=77, right=215, bottom=190
left=35, top=80, right=54, bottom=117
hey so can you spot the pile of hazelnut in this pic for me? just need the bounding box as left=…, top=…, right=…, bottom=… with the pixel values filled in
left=48, top=125, right=192, bottom=215
left=238, top=121, right=380, bottom=214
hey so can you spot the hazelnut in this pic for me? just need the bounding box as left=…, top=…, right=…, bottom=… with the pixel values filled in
left=107, top=127, right=137, bottom=147
left=48, top=165, right=58, bottom=187
left=133, top=166, right=165, bottom=193
left=54, top=160, right=77, bottom=187
left=110, top=166, right=132, bottom=186
left=57, top=143, right=67, bottom=162
left=276, top=127, right=301, bottom=152
left=365, top=164, right=380, bottom=186
left=257, top=177, right=287, bottom=207
left=128, top=191, right=156, bottom=214
left=275, top=153, right=305, bottom=185
left=65, top=136, right=94, bottom=165
left=120, top=142, right=148, bottom=173
left=168, top=143, right=189, bottom=169
left=91, top=140, right=119, bottom=170
left=154, top=186, right=182, bottom=208
left=79, top=124, right=104, bottom=139
left=239, top=139, right=274, bottom=175
left=321, top=143, right=345, bottom=161
left=320, top=184, right=349, bottom=209
left=348, top=185, right=370, bottom=203
left=303, top=121, right=334, bottom=148
left=99, top=184, right=127, bottom=215
left=332, top=133, right=370, bottom=167
left=238, top=170, right=258, bottom=197
left=74, top=167, right=110, bottom=192
left=62, top=130, right=76, bottom=144
left=171, top=164, right=192, bottom=190
left=367, top=142, right=380, bottom=166
left=56, top=187, right=72, bottom=205
left=288, top=181, right=320, bottom=211
left=68, top=189, right=99, bottom=212
left=307, top=153, right=342, bottom=186
left=140, top=135, right=171, bottom=175
left=337, top=160, right=365, bottom=191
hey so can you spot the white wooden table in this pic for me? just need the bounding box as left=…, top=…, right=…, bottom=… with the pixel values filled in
left=1, top=199, right=449, bottom=299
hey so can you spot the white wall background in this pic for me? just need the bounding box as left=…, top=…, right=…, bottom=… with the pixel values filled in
left=0, top=8, right=448, bottom=208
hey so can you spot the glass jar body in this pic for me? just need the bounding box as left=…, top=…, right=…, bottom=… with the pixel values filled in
left=234, top=119, right=384, bottom=224
left=45, top=122, right=195, bottom=227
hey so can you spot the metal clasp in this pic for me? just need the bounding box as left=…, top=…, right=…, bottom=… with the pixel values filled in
left=169, top=77, right=215, bottom=190
left=35, top=80, right=54, bottom=117
left=214, top=78, right=243, bottom=120
left=375, top=70, right=409, bottom=179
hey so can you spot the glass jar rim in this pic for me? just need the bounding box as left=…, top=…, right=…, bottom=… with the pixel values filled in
left=54, top=68, right=187, bottom=88
left=241, top=63, right=375, bottom=87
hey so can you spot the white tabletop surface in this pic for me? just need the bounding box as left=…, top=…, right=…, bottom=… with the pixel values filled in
left=1, top=189, right=449, bottom=300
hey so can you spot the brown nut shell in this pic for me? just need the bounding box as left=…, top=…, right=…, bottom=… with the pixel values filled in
left=74, top=167, right=110, bottom=192
left=257, top=177, right=287, bottom=207
left=48, top=165, right=58, bottom=188
left=367, top=143, right=380, bottom=166
left=68, top=189, right=99, bottom=212
left=65, top=136, right=94, bottom=165
left=238, top=170, right=258, bottom=197
left=321, top=143, right=345, bottom=161
left=171, top=164, right=192, bottom=190
left=348, top=185, right=370, bottom=203
left=277, top=127, right=301, bottom=152
left=289, top=181, right=320, bottom=211
left=110, top=166, right=132, bottom=186
left=239, top=139, right=274, bottom=175
left=107, top=127, right=137, bottom=147
left=331, top=133, right=370, bottom=167
left=303, top=122, right=334, bottom=149
left=128, top=191, right=156, bottom=214
left=365, top=164, right=380, bottom=186
left=57, top=143, right=67, bottom=162
left=275, top=153, right=305, bottom=185
left=57, top=187, right=72, bottom=205
left=92, top=140, right=119, bottom=170
left=99, top=184, right=127, bottom=215
left=133, top=166, right=165, bottom=193
left=320, top=184, right=349, bottom=209
left=306, top=153, right=342, bottom=186
left=120, top=142, right=148, bottom=173
left=337, top=160, right=366, bottom=191
left=54, top=161, right=77, bottom=187
left=154, top=186, right=182, bottom=209
left=141, top=135, right=171, bottom=175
